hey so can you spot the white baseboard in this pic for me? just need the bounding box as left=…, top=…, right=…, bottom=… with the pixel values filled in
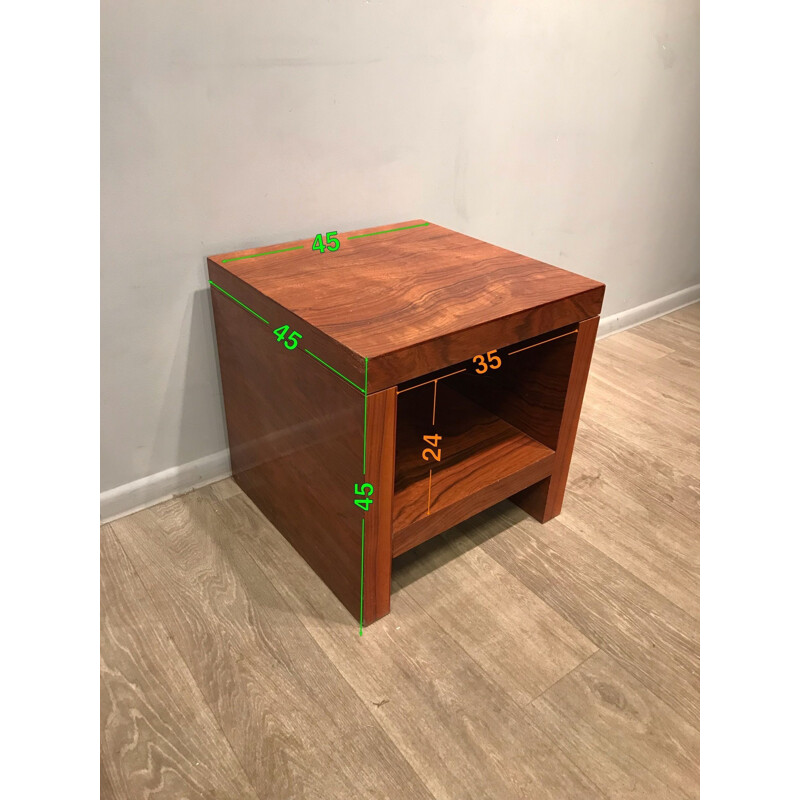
left=597, top=284, right=699, bottom=340
left=100, top=449, right=231, bottom=523
left=100, top=284, right=699, bottom=523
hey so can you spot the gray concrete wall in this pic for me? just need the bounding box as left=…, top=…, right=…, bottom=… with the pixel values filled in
left=101, top=0, right=699, bottom=494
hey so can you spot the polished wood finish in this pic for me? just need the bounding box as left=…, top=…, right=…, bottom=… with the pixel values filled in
left=393, top=381, right=555, bottom=555
left=449, top=324, right=578, bottom=451
left=211, top=285, right=367, bottom=620
left=102, top=305, right=700, bottom=798
left=392, top=451, right=554, bottom=558
left=208, top=260, right=365, bottom=392
left=394, top=381, right=553, bottom=498
left=209, top=221, right=603, bottom=625
left=209, top=221, right=604, bottom=391
left=511, top=315, right=600, bottom=522
left=363, top=387, right=397, bottom=623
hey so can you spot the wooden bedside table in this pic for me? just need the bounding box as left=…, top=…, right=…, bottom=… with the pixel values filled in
left=208, top=220, right=604, bottom=630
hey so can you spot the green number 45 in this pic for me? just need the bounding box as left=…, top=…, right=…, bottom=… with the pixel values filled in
left=354, top=482, right=373, bottom=511
left=313, top=231, right=340, bottom=254
left=273, top=325, right=302, bottom=350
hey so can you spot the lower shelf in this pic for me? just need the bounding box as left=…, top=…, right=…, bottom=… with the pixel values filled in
left=392, top=382, right=555, bottom=556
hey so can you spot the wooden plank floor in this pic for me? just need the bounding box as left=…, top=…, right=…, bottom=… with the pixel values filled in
left=101, top=303, right=700, bottom=800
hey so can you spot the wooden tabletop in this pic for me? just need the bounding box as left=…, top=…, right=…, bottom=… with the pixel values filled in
left=208, top=220, right=604, bottom=391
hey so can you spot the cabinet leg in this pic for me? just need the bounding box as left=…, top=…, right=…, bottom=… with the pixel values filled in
left=512, top=315, right=599, bottom=523
left=361, top=388, right=396, bottom=626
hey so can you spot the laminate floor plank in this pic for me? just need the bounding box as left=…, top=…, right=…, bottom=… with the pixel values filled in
left=218, top=491, right=605, bottom=800
left=565, top=431, right=699, bottom=617
left=100, top=304, right=700, bottom=799
left=100, top=525, right=259, bottom=800
left=591, top=335, right=699, bottom=405
left=589, top=367, right=698, bottom=444
left=590, top=361, right=699, bottom=430
left=203, top=476, right=242, bottom=502
left=655, top=302, right=699, bottom=330
left=100, top=757, right=122, bottom=800
left=592, top=307, right=699, bottom=416
left=631, top=314, right=699, bottom=361
left=462, top=506, right=700, bottom=728
left=595, top=329, right=675, bottom=363
left=580, top=374, right=699, bottom=477
left=561, top=305, right=699, bottom=615
left=392, top=524, right=598, bottom=707
left=527, top=650, right=699, bottom=799
left=558, top=490, right=698, bottom=618
left=572, top=416, right=699, bottom=523
left=110, top=493, right=433, bottom=800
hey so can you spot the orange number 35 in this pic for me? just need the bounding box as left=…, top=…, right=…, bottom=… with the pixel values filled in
left=473, top=349, right=502, bottom=375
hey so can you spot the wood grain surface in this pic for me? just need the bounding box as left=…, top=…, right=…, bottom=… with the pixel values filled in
left=109, top=493, right=433, bottom=800
left=211, top=284, right=367, bottom=619
left=448, top=324, right=578, bottom=451
left=528, top=650, right=699, bottom=799
left=210, top=224, right=603, bottom=624
left=565, top=423, right=700, bottom=618
left=393, top=380, right=555, bottom=543
left=362, top=387, right=397, bottom=624
left=511, top=314, right=600, bottom=522
left=101, top=304, right=700, bottom=799
left=464, top=508, right=700, bottom=727
left=209, top=221, right=604, bottom=391
left=392, top=526, right=598, bottom=708
left=100, top=526, right=259, bottom=800
left=213, top=491, right=603, bottom=800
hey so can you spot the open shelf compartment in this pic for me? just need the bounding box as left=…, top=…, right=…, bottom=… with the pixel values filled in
left=391, top=324, right=579, bottom=556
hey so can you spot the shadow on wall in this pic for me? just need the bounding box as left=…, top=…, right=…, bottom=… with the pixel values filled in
left=149, top=285, right=229, bottom=482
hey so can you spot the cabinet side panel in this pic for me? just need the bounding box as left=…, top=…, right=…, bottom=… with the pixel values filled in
left=448, top=330, right=578, bottom=451
left=208, top=260, right=365, bottom=392
left=512, top=315, right=600, bottom=522
left=211, top=288, right=365, bottom=618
